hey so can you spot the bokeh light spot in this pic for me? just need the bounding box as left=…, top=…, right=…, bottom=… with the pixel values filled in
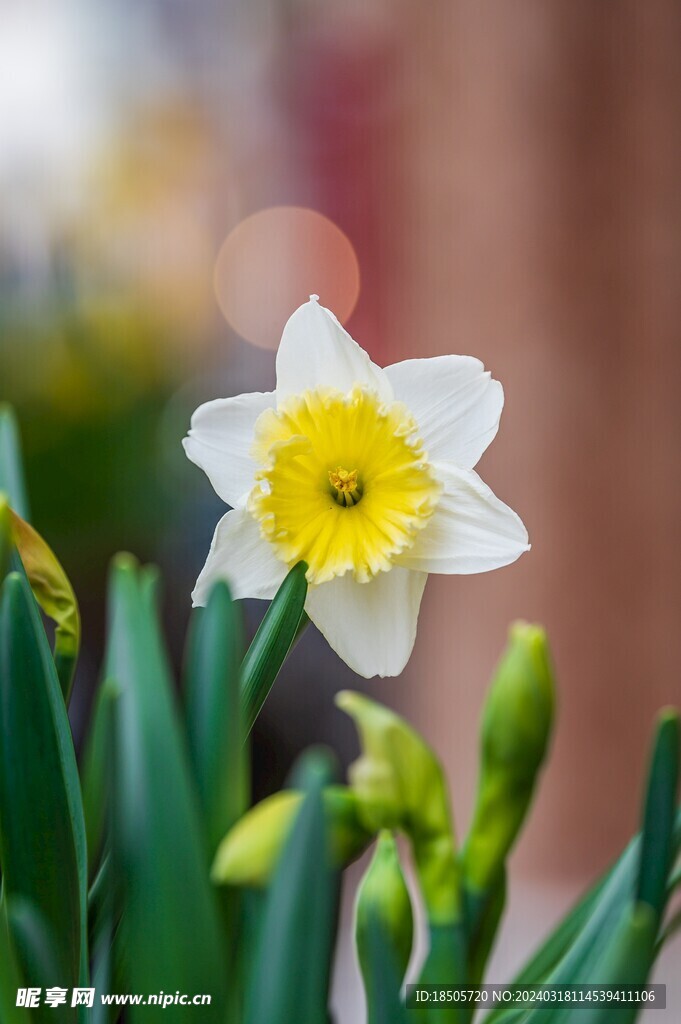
left=214, top=206, right=360, bottom=349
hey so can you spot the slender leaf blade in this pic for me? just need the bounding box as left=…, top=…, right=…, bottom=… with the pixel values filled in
left=636, top=710, right=680, bottom=919
left=184, top=581, right=247, bottom=856
left=106, top=555, right=226, bottom=1021
left=0, top=495, right=11, bottom=582
left=244, top=750, right=340, bottom=1024
left=6, top=899, right=71, bottom=1024
left=240, top=561, right=308, bottom=736
left=0, top=573, right=87, bottom=1008
left=81, top=679, right=119, bottom=877
left=0, top=908, right=30, bottom=1024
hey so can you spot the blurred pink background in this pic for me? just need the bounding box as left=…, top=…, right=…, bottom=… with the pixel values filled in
left=2, top=0, right=680, bottom=1018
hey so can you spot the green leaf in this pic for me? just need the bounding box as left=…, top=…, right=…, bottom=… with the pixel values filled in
left=0, top=572, right=87, bottom=1002
left=87, top=688, right=120, bottom=1024
left=85, top=681, right=120, bottom=1024
left=0, top=405, right=29, bottom=520
left=0, top=495, right=11, bottom=583
left=89, top=856, right=118, bottom=1024
left=244, top=749, right=341, bottom=1024
left=657, top=903, right=681, bottom=949
left=355, top=832, right=412, bottom=1024
left=545, top=840, right=642, bottom=975
left=567, top=903, right=657, bottom=1024
left=636, top=709, right=679, bottom=919
left=88, top=855, right=113, bottom=953
left=489, top=808, right=681, bottom=1024
left=0, top=907, right=30, bottom=1024
left=81, top=679, right=119, bottom=877
left=510, top=867, right=612, bottom=987
left=669, top=857, right=681, bottom=893
left=0, top=408, right=79, bottom=701
left=184, top=581, right=248, bottom=1020
left=504, top=903, right=657, bottom=1024
left=240, top=561, right=308, bottom=736
left=482, top=836, right=643, bottom=1024
left=184, top=581, right=247, bottom=857
left=105, top=554, right=227, bottom=1022
left=6, top=899, right=72, bottom=1024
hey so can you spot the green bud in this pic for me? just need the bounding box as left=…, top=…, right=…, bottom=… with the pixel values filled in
left=355, top=832, right=413, bottom=1015
left=464, top=622, right=555, bottom=893
left=212, top=785, right=372, bottom=887
left=337, top=691, right=461, bottom=924
left=7, top=506, right=81, bottom=701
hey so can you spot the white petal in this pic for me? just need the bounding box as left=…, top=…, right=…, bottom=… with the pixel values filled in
left=183, top=391, right=275, bottom=506
left=192, top=508, right=287, bottom=605
left=396, top=464, right=530, bottom=574
left=384, top=355, right=503, bottom=469
left=305, top=567, right=427, bottom=678
left=275, top=297, right=392, bottom=402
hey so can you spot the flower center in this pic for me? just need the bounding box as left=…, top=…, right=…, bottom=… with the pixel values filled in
left=328, top=466, right=361, bottom=506
left=249, top=385, right=441, bottom=584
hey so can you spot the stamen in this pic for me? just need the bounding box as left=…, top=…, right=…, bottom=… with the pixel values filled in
left=329, top=466, right=361, bottom=506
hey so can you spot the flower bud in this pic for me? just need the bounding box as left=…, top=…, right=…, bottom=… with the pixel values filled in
left=355, top=832, right=413, bottom=1001
left=8, top=507, right=80, bottom=700
left=212, top=785, right=371, bottom=887
left=337, top=691, right=461, bottom=924
left=464, top=622, right=555, bottom=893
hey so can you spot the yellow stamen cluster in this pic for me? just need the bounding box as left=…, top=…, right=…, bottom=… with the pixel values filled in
left=328, top=466, right=361, bottom=506
left=249, top=385, right=441, bottom=584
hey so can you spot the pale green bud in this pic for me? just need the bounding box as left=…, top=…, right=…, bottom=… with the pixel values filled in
left=355, top=832, right=413, bottom=998
left=337, top=691, right=461, bottom=924
left=464, top=622, right=555, bottom=893
left=211, top=785, right=371, bottom=887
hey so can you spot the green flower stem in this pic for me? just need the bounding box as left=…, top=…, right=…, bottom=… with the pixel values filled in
left=464, top=869, right=506, bottom=986
left=416, top=923, right=469, bottom=1024
left=0, top=405, right=29, bottom=521
left=461, top=623, right=555, bottom=986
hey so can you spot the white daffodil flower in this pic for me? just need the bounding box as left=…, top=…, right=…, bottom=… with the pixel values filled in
left=184, top=296, right=529, bottom=678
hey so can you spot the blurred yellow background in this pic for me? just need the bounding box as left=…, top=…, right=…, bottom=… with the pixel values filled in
left=2, top=0, right=680, bottom=1018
